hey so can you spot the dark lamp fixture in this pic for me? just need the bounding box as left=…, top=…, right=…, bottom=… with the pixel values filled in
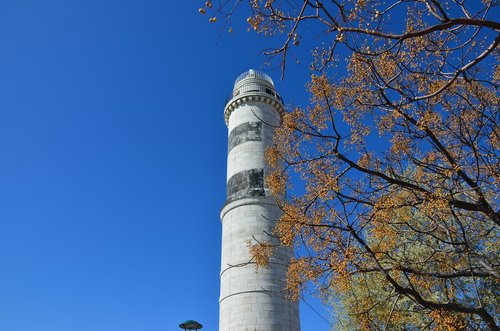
left=179, top=320, right=203, bottom=330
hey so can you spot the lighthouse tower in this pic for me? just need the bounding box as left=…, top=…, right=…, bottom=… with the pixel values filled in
left=219, top=70, right=300, bottom=331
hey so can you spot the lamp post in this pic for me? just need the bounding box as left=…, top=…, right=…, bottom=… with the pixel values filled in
left=179, top=320, right=203, bottom=331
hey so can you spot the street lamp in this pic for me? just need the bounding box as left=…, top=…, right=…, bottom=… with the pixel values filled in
left=179, top=320, right=203, bottom=330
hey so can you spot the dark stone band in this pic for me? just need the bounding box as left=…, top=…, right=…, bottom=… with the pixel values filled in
left=227, top=168, right=265, bottom=201
left=228, top=121, right=262, bottom=153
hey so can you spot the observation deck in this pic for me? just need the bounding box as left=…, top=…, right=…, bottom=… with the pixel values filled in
left=224, top=69, right=284, bottom=125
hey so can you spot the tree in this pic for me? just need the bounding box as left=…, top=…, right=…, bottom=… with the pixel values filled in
left=202, top=1, right=500, bottom=329
left=330, top=206, right=498, bottom=330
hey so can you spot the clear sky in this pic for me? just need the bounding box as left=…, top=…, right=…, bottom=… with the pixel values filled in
left=0, top=1, right=329, bottom=330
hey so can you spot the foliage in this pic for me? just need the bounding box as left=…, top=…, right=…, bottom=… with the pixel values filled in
left=331, top=208, right=499, bottom=330
left=203, top=0, right=500, bottom=329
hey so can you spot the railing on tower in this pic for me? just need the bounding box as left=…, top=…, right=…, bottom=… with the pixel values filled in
left=225, top=83, right=283, bottom=105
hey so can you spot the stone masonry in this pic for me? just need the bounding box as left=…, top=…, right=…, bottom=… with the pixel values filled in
left=219, top=70, right=300, bottom=331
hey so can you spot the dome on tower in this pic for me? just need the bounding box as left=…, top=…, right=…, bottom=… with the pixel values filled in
left=234, top=69, right=274, bottom=86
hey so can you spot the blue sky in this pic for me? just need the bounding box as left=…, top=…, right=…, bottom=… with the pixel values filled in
left=0, top=1, right=329, bottom=330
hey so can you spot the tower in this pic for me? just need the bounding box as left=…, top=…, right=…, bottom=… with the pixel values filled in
left=219, top=70, right=300, bottom=331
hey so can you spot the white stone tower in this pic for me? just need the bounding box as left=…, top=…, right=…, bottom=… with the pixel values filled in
left=219, top=70, right=300, bottom=331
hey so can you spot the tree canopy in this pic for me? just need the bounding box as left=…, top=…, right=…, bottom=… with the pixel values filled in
left=202, top=1, right=499, bottom=329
